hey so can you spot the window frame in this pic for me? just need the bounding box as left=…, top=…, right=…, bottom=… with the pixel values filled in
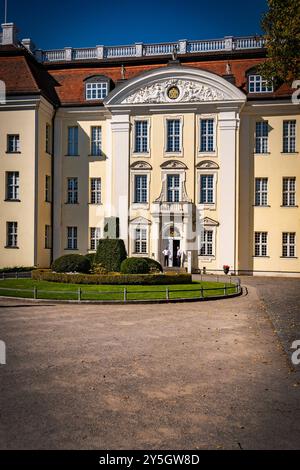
left=90, top=177, right=101, bottom=204
left=200, top=229, right=214, bottom=257
left=255, top=177, right=268, bottom=206
left=282, top=177, right=296, bottom=207
left=6, top=171, right=20, bottom=201
left=255, top=121, right=269, bottom=154
left=66, top=226, right=78, bottom=250
left=199, top=118, right=215, bottom=153
left=7, top=134, right=20, bottom=153
left=282, top=232, right=296, bottom=258
left=6, top=221, right=18, bottom=248
left=283, top=120, right=296, bottom=154
left=67, top=126, right=79, bottom=156
left=90, top=227, right=101, bottom=251
left=90, top=126, right=102, bottom=156
left=45, top=175, right=51, bottom=203
left=134, top=227, right=148, bottom=254
left=166, top=173, right=181, bottom=203
left=45, top=225, right=52, bottom=249
left=165, top=118, right=182, bottom=154
left=254, top=232, right=268, bottom=257
left=66, top=177, right=78, bottom=204
left=85, top=76, right=110, bottom=101
left=45, top=123, right=51, bottom=154
left=248, top=74, right=273, bottom=93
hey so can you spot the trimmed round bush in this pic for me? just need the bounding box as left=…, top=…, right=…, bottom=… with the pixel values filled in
left=142, top=257, right=163, bottom=273
left=120, top=257, right=150, bottom=274
left=95, top=239, right=127, bottom=272
left=51, top=254, right=91, bottom=274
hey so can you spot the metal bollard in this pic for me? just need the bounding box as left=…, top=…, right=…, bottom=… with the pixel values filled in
left=33, top=286, right=37, bottom=299
left=166, top=287, right=169, bottom=300
left=124, top=287, right=127, bottom=302
left=78, top=287, right=81, bottom=302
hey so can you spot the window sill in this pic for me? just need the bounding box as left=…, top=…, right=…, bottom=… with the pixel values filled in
left=281, top=152, right=299, bottom=155
left=198, top=151, right=217, bottom=156
left=4, top=199, right=21, bottom=202
left=253, top=152, right=270, bottom=156
left=132, top=203, right=149, bottom=208
left=64, top=248, right=78, bottom=251
left=5, top=151, right=21, bottom=154
left=88, top=203, right=102, bottom=206
left=280, top=256, right=298, bottom=259
left=5, top=246, right=19, bottom=249
left=253, top=205, right=271, bottom=207
left=132, top=252, right=149, bottom=256
left=198, top=255, right=215, bottom=260
left=253, top=256, right=270, bottom=258
left=65, top=202, right=79, bottom=205
left=280, top=205, right=298, bottom=208
left=65, top=154, right=80, bottom=157
left=88, top=154, right=103, bottom=157
left=132, top=152, right=150, bottom=156
left=164, top=152, right=183, bottom=157
left=198, top=203, right=216, bottom=209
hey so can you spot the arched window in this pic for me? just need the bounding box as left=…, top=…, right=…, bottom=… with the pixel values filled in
left=84, top=75, right=110, bottom=100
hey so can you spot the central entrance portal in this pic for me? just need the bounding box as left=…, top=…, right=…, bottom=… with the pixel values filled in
left=163, top=225, right=182, bottom=268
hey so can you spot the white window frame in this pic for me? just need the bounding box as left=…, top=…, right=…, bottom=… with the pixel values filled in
left=164, top=117, right=183, bottom=155
left=134, top=226, right=148, bottom=254
left=134, top=174, right=148, bottom=204
left=255, top=121, right=269, bottom=154
left=134, top=120, right=149, bottom=154
left=199, top=173, right=215, bottom=205
left=67, top=226, right=78, bottom=250
left=67, top=177, right=78, bottom=204
left=90, top=227, right=101, bottom=251
left=255, top=178, right=268, bottom=206
left=254, top=232, right=268, bottom=257
left=248, top=74, right=273, bottom=93
left=6, top=221, right=18, bottom=248
left=67, top=126, right=79, bottom=156
left=282, top=232, right=296, bottom=258
left=45, top=225, right=51, bottom=249
left=91, top=126, right=102, bottom=156
left=199, top=118, right=215, bottom=153
left=6, top=171, right=19, bottom=200
left=282, top=177, right=296, bottom=207
left=90, top=177, right=101, bottom=204
left=86, top=81, right=108, bottom=100
left=7, top=134, right=20, bottom=153
left=283, top=120, right=296, bottom=153
left=45, top=175, right=51, bottom=202
left=46, top=123, right=51, bottom=154
left=130, top=169, right=151, bottom=209
left=167, top=173, right=181, bottom=202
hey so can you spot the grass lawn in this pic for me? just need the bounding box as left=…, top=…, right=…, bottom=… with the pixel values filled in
left=0, top=278, right=238, bottom=301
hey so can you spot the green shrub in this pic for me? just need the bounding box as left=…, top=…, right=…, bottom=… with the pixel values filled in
left=142, top=257, right=163, bottom=273
left=85, top=253, right=96, bottom=265
left=51, top=254, right=91, bottom=274
left=95, top=239, right=127, bottom=272
left=120, top=257, right=150, bottom=274
left=32, top=269, right=192, bottom=285
left=91, top=263, right=109, bottom=275
left=0, top=266, right=35, bottom=273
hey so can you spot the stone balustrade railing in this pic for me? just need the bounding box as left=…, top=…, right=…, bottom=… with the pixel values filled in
left=33, top=36, right=266, bottom=63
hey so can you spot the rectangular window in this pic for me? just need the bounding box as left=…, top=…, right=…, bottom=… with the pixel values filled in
left=45, top=175, right=51, bottom=202
left=134, top=175, right=148, bottom=203
left=283, top=177, right=296, bottom=207
left=248, top=75, right=273, bottom=93
left=200, top=174, right=214, bottom=204
left=6, top=171, right=19, bottom=200
left=67, top=177, right=78, bottom=204
left=200, top=230, right=213, bottom=256
left=46, top=124, right=51, bottom=153
left=282, top=232, right=296, bottom=258
left=135, top=228, right=147, bottom=254
left=6, top=222, right=18, bottom=248
left=254, top=232, right=268, bottom=257
left=166, top=119, right=181, bottom=152
left=67, top=226, right=77, bottom=250
left=255, top=121, right=269, bottom=153
left=86, top=82, right=108, bottom=100
left=91, top=126, right=102, bottom=156
left=255, top=178, right=268, bottom=206
left=90, top=227, right=101, bottom=251
left=283, top=120, right=296, bottom=153
left=90, top=178, right=101, bottom=204
left=167, top=174, right=180, bottom=202
left=134, top=121, right=148, bottom=153
left=67, top=126, right=79, bottom=156
left=45, top=225, right=51, bottom=249
left=200, top=119, right=215, bottom=152
left=7, top=134, right=20, bottom=153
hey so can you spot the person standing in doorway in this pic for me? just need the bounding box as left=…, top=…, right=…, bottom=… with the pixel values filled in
left=177, top=247, right=182, bottom=267
left=162, top=248, right=170, bottom=267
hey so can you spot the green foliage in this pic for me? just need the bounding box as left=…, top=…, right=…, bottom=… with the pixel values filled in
left=94, top=239, right=127, bottom=272
left=0, top=266, right=35, bottom=273
left=120, top=257, right=150, bottom=274
left=142, top=257, right=163, bottom=273
left=32, top=269, right=192, bottom=285
left=258, top=0, right=300, bottom=83
left=51, top=254, right=91, bottom=274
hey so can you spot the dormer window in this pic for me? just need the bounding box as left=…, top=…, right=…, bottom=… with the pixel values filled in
left=85, top=76, right=110, bottom=100
left=248, top=74, right=273, bottom=93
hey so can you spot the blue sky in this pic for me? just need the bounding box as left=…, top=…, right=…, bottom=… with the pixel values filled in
left=5, top=0, right=268, bottom=49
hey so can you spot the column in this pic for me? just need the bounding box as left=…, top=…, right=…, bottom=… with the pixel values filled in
left=111, top=114, right=130, bottom=251
left=218, top=110, right=239, bottom=272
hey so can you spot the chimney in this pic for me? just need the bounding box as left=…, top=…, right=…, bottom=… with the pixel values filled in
left=21, top=38, right=36, bottom=53
left=1, top=23, right=18, bottom=45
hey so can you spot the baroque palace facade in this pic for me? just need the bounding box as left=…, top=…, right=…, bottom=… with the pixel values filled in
left=0, top=23, right=299, bottom=275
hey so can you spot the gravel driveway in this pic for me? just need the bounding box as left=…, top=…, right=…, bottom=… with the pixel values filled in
left=0, top=277, right=299, bottom=449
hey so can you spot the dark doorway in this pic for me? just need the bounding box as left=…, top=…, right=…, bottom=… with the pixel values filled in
left=173, top=240, right=180, bottom=267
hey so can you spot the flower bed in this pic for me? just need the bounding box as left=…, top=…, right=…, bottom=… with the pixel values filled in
left=32, top=269, right=192, bottom=285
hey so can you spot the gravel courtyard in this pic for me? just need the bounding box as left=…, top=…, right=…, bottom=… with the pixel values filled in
left=0, top=277, right=299, bottom=450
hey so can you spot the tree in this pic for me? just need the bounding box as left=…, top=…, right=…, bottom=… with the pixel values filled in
left=258, top=0, right=300, bottom=84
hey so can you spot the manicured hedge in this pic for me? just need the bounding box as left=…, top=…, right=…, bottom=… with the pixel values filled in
left=0, top=266, right=35, bottom=273
left=51, top=254, right=91, bottom=274
left=95, top=239, right=127, bottom=272
left=142, top=257, right=163, bottom=273
left=32, top=269, right=192, bottom=285
left=120, top=257, right=150, bottom=274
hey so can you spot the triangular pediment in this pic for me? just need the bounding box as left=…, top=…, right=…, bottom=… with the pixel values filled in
left=202, top=217, right=219, bottom=226
left=130, top=216, right=152, bottom=225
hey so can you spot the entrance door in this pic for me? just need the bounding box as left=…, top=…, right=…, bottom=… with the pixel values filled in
left=172, top=239, right=180, bottom=267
